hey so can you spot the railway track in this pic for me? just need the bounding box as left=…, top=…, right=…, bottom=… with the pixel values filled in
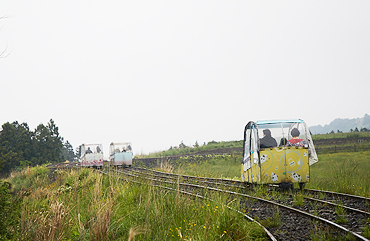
left=110, top=166, right=370, bottom=241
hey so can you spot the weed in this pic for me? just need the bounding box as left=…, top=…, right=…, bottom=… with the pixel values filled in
left=156, top=161, right=174, bottom=173
left=363, top=218, right=370, bottom=238
left=293, top=193, right=304, bottom=206
left=259, top=206, right=281, bottom=228
left=334, top=201, right=348, bottom=224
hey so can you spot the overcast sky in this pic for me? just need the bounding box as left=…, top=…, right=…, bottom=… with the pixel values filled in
left=1, top=1, right=369, bottom=156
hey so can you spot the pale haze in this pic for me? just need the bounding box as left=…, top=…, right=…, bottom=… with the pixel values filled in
left=1, top=1, right=369, bottom=156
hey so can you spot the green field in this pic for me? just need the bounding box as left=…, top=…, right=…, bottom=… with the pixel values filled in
left=313, top=131, right=370, bottom=140
left=306, top=151, right=370, bottom=197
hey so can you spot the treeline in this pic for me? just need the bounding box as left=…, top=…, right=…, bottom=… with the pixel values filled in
left=0, top=119, right=75, bottom=177
left=329, top=127, right=370, bottom=133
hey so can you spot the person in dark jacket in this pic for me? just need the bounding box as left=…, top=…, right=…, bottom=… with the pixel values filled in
left=86, top=147, right=93, bottom=154
left=260, top=129, right=277, bottom=148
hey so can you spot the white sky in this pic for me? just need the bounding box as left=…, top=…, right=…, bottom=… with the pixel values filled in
left=1, top=1, right=369, bottom=156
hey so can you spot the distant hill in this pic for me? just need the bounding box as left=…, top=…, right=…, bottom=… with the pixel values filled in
left=309, top=114, right=370, bottom=134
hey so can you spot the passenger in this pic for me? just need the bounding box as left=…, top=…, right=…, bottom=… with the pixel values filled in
left=122, top=147, right=126, bottom=152
left=279, top=137, right=288, bottom=146
left=96, top=146, right=101, bottom=153
left=259, top=129, right=277, bottom=148
left=85, top=147, right=93, bottom=154
left=287, top=128, right=306, bottom=147
left=115, top=148, right=120, bottom=153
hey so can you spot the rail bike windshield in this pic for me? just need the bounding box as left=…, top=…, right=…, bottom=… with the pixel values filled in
left=109, top=142, right=133, bottom=156
left=255, top=119, right=318, bottom=166
left=256, top=120, right=308, bottom=149
left=80, top=144, right=103, bottom=157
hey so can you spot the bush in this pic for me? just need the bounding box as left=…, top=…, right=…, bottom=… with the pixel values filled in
left=0, top=181, right=23, bottom=240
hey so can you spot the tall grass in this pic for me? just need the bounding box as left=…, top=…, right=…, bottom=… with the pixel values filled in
left=3, top=165, right=267, bottom=240
left=178, top=154, right=241, bottom=180
left=306, top=151, right=370, bottom=197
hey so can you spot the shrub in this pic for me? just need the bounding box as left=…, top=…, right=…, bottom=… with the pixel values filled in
left=0, top=180, right=25, bottom=240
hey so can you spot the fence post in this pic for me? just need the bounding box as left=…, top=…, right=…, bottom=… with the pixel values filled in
left=354, top=144, right=356, bottom=152
left=335, top=146, right=337, bottom=153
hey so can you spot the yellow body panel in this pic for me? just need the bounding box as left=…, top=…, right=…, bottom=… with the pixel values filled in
left=241, top=147, right=309, bottom=184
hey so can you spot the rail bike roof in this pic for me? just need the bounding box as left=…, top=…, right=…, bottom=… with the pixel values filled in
left=255, top=119, right=304, bottom=125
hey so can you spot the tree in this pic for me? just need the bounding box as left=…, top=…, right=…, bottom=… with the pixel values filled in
left=32, top=124, right=51, bottom=165
left=194, top=141, right=199, bottom=148
left=0, top=119, right=66, bottom=176
left=47, top=119, right=64, bottom=162
left=31, top=119, right=64, bottom=165
left=0, top=122, right=32, bottom=175
left=75, top=145, right=82, bottom=159
left=62, top=140, right=76, bottom=162
left=179, top=141, right=187, bottom=149
left=354, top=127, right=359, bottom=132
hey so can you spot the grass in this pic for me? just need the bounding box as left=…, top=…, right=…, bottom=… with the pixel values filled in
left=257, top=206, right=280, bottom=228
left=334, top=201, right=348, bottom=224
left=293, top=192, right=304, bottom=207
left=1, top=165, right=268, bottom=240
left=141, top=140, right=243, bottom=158
left=305, top=150, right=370, bottom=197
left=176, top=154, right=241, bottom=180
left=364, top=219, right=370, bottom=238
left=313, top=131, right=370, bottom=140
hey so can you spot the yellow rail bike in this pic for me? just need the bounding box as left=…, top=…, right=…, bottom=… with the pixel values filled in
left=241, top=119, right=318, bottom=189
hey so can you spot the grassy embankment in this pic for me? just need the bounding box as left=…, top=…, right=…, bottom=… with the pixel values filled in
left=313, top=131, right=370, bottom=140
left=0, top=165, right=266, bottom=240
left=141, top=140, right=243, bottom=158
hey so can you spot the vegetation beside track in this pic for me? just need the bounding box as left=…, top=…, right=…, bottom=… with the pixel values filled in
left=0, top=166, right=267, bottom=240
left=305, top=150, right=370, bottom=197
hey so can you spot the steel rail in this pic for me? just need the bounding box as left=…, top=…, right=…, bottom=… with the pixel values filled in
left=306, top=188, right=370, bottom=202
left=132, top=167, right=246, bottom=189
left=304, top=196, right=370, bottom=216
